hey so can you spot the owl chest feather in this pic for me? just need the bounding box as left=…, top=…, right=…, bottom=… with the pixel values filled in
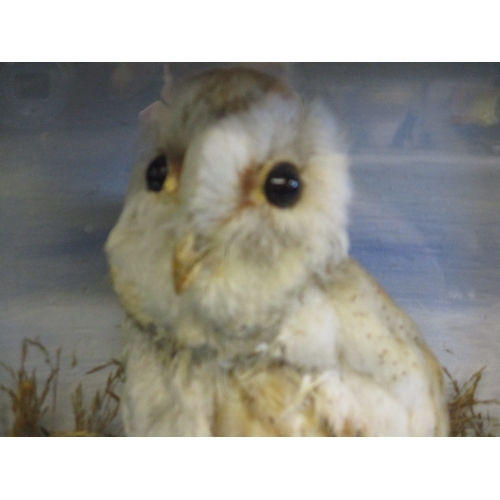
left=120, top=258, right=448, bottom=437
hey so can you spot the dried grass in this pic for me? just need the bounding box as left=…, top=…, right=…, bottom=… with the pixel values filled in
left=0, top=339, right=60, bottom=436
left=69, top=359, right=124, bottom=436
left=0, top=338, right=123, bottom=437
left=446, top=367, right=500, bottom=437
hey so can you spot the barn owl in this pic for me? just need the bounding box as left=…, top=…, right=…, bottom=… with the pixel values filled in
left=105, top=66, right=449, bottom=436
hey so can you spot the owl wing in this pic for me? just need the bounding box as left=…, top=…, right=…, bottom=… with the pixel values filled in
left=323, top=258, right=449, bottom=436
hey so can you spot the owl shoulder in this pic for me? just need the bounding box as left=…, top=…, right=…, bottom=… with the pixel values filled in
left=327, top=257, right=422, bottom=343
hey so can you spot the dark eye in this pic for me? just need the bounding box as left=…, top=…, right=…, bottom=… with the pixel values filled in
left=264, top=162, right=302, bottom=208
left=146, top=154, right=168, bottom=192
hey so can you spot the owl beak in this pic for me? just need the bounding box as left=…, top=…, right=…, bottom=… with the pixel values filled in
left=172, top=231, right=210, bottom=294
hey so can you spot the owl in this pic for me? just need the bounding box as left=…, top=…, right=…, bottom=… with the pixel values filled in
left=105, top=66, right=449, bottom=436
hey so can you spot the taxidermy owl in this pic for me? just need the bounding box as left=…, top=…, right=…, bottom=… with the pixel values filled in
left=105, top=66, right=449, bottom=436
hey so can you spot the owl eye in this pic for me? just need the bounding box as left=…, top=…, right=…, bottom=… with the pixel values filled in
left=146, top=154, right=169, bottom=192
left=264, top=162, right=302, bottom=208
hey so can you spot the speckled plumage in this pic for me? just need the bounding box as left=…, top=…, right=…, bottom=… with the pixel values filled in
left=105, top=66, right=449, bottom=436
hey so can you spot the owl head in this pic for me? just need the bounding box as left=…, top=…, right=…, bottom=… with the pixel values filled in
left=106, top=67, right=351, bottom=341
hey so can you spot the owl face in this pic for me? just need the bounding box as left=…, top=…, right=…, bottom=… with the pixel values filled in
left=106, top=68, right=351, bottom=338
